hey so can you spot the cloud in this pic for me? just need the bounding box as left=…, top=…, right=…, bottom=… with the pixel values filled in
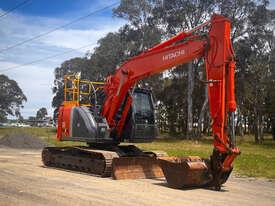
left=0, top=61, right=54, bottom=118
left=0, top=8, right=125, bottom=52
left=40, top=26, right=121, bottom=51
left=0, top=7, right=125, bottom=118
left=269, top=1, right=275, bottom=9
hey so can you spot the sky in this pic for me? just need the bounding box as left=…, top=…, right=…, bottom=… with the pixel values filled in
left=0, top=0, right=125, bottom=118
left=0, top=0, right=274, bottom=119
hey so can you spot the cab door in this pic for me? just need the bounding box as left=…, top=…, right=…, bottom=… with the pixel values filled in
left=129, top=89, right=158, bottom=142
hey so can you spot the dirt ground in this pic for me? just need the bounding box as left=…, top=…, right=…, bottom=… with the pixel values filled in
left=0, top=147, right=274, bottom=206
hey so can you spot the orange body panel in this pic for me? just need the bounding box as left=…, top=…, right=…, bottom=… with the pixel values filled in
left=57, top=105, right=74, bottom=140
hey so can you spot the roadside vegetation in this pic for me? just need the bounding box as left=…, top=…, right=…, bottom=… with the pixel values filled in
left=136, top=135, right=275, bottom=179
left=0, top=127, right=274, bottom=179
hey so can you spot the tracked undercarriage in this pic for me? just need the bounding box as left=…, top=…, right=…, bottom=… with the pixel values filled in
left=42, top=145, right=166, bottom=179
left=42, top=145, right=232, bottom=189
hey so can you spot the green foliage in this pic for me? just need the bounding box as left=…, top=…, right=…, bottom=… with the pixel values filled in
left=0, top=74, right=27, bottom=121
left=88, top=31, right=129, bottom=78
left=232, top=2, right=275, bottom=141
left=113, top=0, right=155, bottom=28
left=36, top=107, right=47, bottom=120
left=151, top=0, right=216, bottom=33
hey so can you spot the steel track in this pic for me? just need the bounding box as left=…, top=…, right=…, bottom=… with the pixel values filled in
left=41, top=145, right=163, bottom=178
left=42, top=146, right=119, bottom=177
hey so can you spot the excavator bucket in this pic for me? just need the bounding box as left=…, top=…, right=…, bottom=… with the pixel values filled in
left=112, top=156, right=164, bottom=180
left=158, top=156, right=212, bottom=189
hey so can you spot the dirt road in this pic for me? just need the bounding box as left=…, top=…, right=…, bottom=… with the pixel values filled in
left=0, top=147, right=274, bottom=206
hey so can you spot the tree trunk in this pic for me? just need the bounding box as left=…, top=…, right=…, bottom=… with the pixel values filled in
left=187, top=62, right=194, bottom=139
left=206, top=110, right=212, bottom=136
left=254, top=107, right=264, bottom=143
left=244, top=114, right=247, bottom=134
left=197, top=86, right=208, bottom=138
left=236, top=107, right=244, bottom=138
left=272, top=116, right=275, bottom=141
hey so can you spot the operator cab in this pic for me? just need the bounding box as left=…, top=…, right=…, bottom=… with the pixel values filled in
left=120, top=88, right=158, bottom=142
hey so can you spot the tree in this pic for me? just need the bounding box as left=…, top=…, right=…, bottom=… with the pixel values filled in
left=266, top=33, right=275, bottom=140
left=0, top=74, right=27, bottom=121
left=113, top=0, right=163, bottom=90
left=87, top=30, right=130, bottom=79
left=152, top=0, right=216, bottom=137
left=233, top=2, right=275, bottom=142
left=28, top=116, right=36, bottom=121
left=36, top=107, right=47, bottom=120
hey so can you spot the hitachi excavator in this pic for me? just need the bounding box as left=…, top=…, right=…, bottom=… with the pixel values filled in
left=42, top=14, right=240, bottom=190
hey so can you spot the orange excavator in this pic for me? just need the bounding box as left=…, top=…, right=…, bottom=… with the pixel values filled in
left=42, top=14, right=240, bottom=190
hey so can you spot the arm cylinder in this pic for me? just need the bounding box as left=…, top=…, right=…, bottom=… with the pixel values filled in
left=227, top=61, right=236, bottom=112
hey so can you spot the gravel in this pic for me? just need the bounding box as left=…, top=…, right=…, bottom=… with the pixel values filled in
left=1, top=148, right=275, bottom=206
left=0, top=132, right=49, bottom=149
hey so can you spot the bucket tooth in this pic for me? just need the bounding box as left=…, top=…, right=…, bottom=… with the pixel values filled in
left=158, top=156, right=212, bottom=189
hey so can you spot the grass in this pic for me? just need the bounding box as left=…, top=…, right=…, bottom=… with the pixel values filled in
left=0, top=127, right=274, bottom=179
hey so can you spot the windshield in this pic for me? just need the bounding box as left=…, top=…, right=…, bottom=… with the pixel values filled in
left=133, top=92, right=153, bottom=116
